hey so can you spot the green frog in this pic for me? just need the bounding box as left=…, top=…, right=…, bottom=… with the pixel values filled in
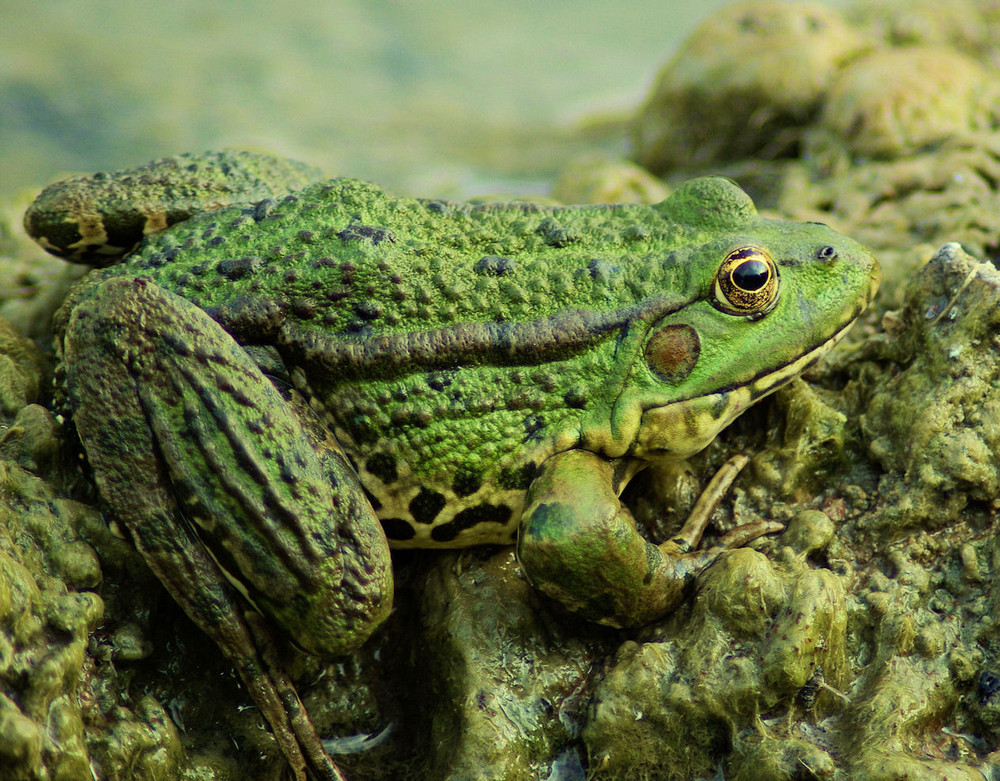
left=25, top=151, right=880, bottom=780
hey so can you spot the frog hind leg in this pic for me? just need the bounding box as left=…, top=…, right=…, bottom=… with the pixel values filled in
left=516, top=449, right=781, bottom=628
left=61, top=275, right=394, bottom=780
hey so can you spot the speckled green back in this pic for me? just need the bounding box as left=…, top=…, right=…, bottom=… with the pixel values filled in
left=88, top=176, right=876, bottom=546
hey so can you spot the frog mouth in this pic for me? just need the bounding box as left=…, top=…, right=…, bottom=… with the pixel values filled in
left=747, top=254, right=878, bottom=402
left=629, top=314, right=865, bottom=461
left=745, top=314, right=859, bottom=404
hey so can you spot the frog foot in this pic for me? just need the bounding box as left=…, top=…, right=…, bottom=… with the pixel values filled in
left=662, top=452, right=783, bottom=551
left=517, top=450, right=782, bottom=627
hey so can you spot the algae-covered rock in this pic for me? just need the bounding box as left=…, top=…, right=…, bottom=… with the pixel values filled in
left=0, top=319, right=221, bottom=779
left=0, top=318, right=45, bottom=417
left=632, top=1, right=868, bottom=173
left=583, top=548, right=847, bottom=780
left=846, top=0, right=993, bottom=52
left=751, top=378, right=850, bottom=499
left=0, top=326, right=98, bottom=779
left=550, top=155, right=669, bottom=205
left=412, top=548, right=606, bottom=780
left=840, top=529, right=992, bottom=780
left=631, top=1, right=1000, bottom=274
left=810, top=46, right=1000, bottom=161
left=861, top=243, right=1000, bottom=537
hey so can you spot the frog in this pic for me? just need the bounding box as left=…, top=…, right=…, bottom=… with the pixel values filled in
left=24, top=151, right=880, bottom=780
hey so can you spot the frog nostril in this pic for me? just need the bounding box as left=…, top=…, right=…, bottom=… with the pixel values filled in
left=817, top=246, right=838, bottom=262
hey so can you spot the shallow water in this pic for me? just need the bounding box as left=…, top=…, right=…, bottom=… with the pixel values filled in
left=1, top=0, right=735, bottom=199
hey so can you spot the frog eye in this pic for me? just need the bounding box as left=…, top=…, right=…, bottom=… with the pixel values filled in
left=713, top=246, right=779, bottom=317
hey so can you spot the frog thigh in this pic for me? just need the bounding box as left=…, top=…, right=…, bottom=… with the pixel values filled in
left=61, top=275, right=393, bottom=655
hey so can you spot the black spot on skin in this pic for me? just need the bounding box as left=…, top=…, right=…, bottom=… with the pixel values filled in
left=346, top=417, right=379, bottom=446
left=28, top=218, right=83, bottom=259
left=533, top=371, right=557, bottom=392
left=431, top=503, right=513, bottom=542
left=216, top=256, right=263, bottom=280
left=212, top=295, right=286, bottom=341
left=622, top=224, right=648, bottom=242
left=519, top=502, right=554, bottom=540
left=341, top=265, right=357, bottom=288
left=710, top=392, right=732, bottom=420
left=563, top=387, right=588, bottom=409
left=141, top=251, right=167, bottom=269
left=424, top=200, right=452, bottom=215
left=523, top=414, right=544, bottom=438
left=337, top=224, right=396, bottom=245
left=353, top=301, right=382, bottom=321
left=475, top=255, right=517, bottom=276
left=252, top=199, right=278, bottom=222
left=366, top=453, right=398, bottom=484
left=498, top=462, right=537, bottom=491
left=535, top=218, right=574, bottom=248
left=381, top=518, right=416, bottom=541
left=102, top=219, right=144, bottom=254
left=291, top=299, right=317, bottom=319
left=587, top=258, right=620, bottom=280
left=452, top=466, right=483, bottom=497
left=427, top=372, right=454, bottom=392
left=409, top=487, right=447, bottom=525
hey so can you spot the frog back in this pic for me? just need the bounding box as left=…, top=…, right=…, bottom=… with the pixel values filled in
left=99, top=176, right=877, bottom=548
left=93, top=179, right=716, bottom=545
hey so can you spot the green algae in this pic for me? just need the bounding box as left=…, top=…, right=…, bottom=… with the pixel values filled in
left=632, top=1, right=869, bottom=174
left=861, top=244, right=1000, bottom=537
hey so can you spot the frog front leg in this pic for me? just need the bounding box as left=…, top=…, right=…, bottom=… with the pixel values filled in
left=60, top=275, right=393, bottom=780
left=517, top=449, right=781, bottom=627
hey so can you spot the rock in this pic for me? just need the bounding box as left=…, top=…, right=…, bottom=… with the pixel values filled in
left=810, top=46, right=1000, bottom=160
left=632, top=1, right=867, bottom=172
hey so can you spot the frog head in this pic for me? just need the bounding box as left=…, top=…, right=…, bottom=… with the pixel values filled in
left=589, top=177, right=880, bottom=460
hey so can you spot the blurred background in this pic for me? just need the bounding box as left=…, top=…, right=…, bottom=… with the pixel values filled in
left=1, top=0, right=741, bottom=200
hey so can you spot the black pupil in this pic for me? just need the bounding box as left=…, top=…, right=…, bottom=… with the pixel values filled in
left=733, top=259, right=769, bottom=291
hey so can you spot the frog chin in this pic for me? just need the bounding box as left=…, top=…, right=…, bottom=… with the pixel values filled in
left=631, top=320, right=856, bottom=461
left=630, top=386, right=754, bottom=461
